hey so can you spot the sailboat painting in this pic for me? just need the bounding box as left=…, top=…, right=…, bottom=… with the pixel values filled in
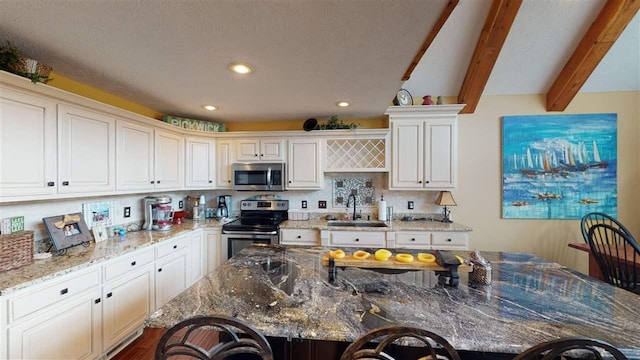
left=502, top=113, right=617, bottom=219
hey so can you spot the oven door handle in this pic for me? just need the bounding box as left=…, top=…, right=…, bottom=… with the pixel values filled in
left=222, top=230, right=278, bottom=236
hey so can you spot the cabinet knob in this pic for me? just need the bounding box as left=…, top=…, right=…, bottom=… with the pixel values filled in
left=94, top=298, right=101, bottom=304
left=260, top=154, right=264, bottom=157
left=150, top=180, right=155, bottom=184
left=173, top=245, right=177, bottom=249
left=107, top=292, right=113, bottom=298
left=228, top=180, right=231, bottom=183
left=411, top=238, right=416, bottom=241
left=47, top=181, right=55, bottom=187
left=418, top=180, right=422, bottom=184
left=355, top=238, right=359, bottom=242
left=60, top=288, right=69, bottom=295
left=62, top=181, right=69, bottom=186
left=288, top=180, right=292, bottom=183
left=425, top=181, right=430, bottom=184
left=447, top=238, right=452, bottom=242
left=209, top=180, right=213, bottom=183
left=297, top=235, right=301, bottom=239
left=158, top=268, right=163, bottom=272
left=157, top=180, right=161, bottom=184
left=254, top=154, right=258, bottom=157
left=131, top=261, right=136, bottom=266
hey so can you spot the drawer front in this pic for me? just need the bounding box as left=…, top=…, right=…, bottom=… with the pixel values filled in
left=330, top=231, right=385, bottom=247
left=156, top=234, right=189, bottom=259
left=280, top=229, right=318, bottom=245
left=103, top=246, right=154, bottom=282
left=395, top=232, right=430, bottom=248
left=8, top=267, right=100, bottom=324
left=431, top=232, right=468, bottom=249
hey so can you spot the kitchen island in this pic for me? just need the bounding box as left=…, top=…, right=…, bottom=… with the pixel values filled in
left=146, top=245, right=640, bottom=359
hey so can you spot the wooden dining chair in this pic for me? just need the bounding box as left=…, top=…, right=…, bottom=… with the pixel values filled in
left=581, top=212, right=636, bottom=245
left=340, top=325, right=461, bottom=360
left=155, top=315, right=273, bottom=360
left=587, top=223, right=640, bottom=293
left=513, top=337, right=628, bottom=360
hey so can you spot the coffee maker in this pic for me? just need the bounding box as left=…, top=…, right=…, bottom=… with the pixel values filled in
left=215, top=195, right=232, bottom=218
left=143, top=195, right=173, bottom=231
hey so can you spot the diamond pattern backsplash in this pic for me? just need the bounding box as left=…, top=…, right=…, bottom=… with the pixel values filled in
left=333, top=178, right=376, bottom=208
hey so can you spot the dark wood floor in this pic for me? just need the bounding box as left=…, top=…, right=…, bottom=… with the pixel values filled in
left=112, top=327, right=166, bottom=360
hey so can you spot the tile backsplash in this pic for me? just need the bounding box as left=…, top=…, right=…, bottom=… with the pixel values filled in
left=1, top=173, right=446, bottom=242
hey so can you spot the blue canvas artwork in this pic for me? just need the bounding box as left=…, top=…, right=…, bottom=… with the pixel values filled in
left=502, top=113, right=617, bottom=219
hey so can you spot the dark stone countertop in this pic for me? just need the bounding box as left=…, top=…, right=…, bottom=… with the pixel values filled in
left=145, top=245, right=640, bottom=358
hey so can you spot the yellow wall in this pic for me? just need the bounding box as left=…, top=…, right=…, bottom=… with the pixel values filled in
left=454, top=91, right=640, bottom=273
left=48, top=71, right=387, bottom=131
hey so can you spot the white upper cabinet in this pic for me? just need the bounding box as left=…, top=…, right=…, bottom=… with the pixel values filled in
left=215, top=139, right=234, bottom=188
left=58, top=104, right=116, bottom=194
left=154, top=130, right=184, bottom=190
left=287, top=138, right=323, bottom=189
left=387, top=105, right=464, bottom=190
left=0, top=86, right=57, bottom=200
left=236, top=139, right=284, bottom=161
left=185, top=136, right=215, bottom=189
left=116, top=120, right=154, bottom=191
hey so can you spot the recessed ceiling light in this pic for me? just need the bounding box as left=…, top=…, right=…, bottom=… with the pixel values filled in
left=336, top=101, right=350, bottom=107
left=228, top=62, right=253, bottom=74
left=203, top=105, right=217, bottom=111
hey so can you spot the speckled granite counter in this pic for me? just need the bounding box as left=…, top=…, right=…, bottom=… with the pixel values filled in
left=0, top=219, right=224, bottom=295
left=280, top=219, right=472, bottom=232
left=146, top=245, right=640, bottom=358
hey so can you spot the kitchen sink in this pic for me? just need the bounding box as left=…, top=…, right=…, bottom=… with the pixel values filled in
left=327, top=221, right=388, bottom=228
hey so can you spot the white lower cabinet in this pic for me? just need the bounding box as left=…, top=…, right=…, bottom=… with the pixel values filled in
left=101, top=247, right=155, bottom=354
left=155, top=234, right=191, bottom=309
left=280, top=228, right=319, bottom=246
left=204, top=228, right=221, bottom=273
left=394, top=232, right=431, bottom=249
left=325, top=231, right=386, bottom=248
left=391, top=231, right=469, bottom=251
left=4, top=266, right=102, bottom=360
left=190, top=230, right=205, bottom=283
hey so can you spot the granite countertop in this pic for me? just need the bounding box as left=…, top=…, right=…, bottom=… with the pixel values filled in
left=0, top=219, right=224, bottom=295
left=280, top=219, right=472, bottom=232
left=146, top=245, right=640, bottom=358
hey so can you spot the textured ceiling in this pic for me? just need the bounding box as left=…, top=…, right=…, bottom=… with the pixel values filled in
left=0, top=0, right=638, bottom=123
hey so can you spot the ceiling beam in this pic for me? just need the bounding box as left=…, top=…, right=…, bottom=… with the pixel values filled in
left=457, top=0, right=522, bottom=114
left=401, top=0, right=459, bottom=81
left=546, top=0, right=640, bottom=111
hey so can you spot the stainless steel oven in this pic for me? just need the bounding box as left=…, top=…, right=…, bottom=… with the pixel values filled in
left=221, top=199, right=289, bottom=260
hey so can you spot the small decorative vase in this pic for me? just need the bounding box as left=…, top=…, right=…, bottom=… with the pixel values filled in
left=422, top=95, right=434, bottom=105
left=436, top=96, right=444, bottom=105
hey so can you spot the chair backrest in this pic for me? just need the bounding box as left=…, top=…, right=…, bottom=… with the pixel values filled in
left=340, top=325, right=461, bottom=360
left=513, top=337, right=628, bottom=360
left=587, top=223, right=640, bottom=292
left=581, top=212, right=635, bottom=245
left=155, top=315, right=273, bottom=360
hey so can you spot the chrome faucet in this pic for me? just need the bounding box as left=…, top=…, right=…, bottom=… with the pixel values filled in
left=346, top=194, right=358, bottom=220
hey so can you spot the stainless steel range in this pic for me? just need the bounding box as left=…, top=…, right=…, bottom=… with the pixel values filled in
left=221, top=199, right=289, bottom=260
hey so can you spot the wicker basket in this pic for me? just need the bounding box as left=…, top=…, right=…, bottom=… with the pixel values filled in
left=10, top=56, right=52, bottom=83
left=0, top=230, right=34, bottom=272
left=469, top=260, right=492, bottom=285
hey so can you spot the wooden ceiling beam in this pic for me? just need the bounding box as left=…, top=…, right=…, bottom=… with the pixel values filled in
left=401, top=0, right=459, bottom=81
left=457, top=0, right=522, bottom=114
left=546, top=0, right=640, bottom=111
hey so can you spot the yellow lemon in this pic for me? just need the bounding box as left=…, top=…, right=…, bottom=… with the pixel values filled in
left=455, top=255, right=465, bottom=264
left=352, top=250, right=371, bottom=260
left=329, top=249, right=345, bottom=259
left=374, top=249, right=392, bottom=261
left=395, top=253, right=414, bottom=263
left=417, top=253, right=436, bottom=263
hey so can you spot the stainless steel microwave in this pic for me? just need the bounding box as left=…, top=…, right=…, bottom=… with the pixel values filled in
left=232, top=162, right=286, bottom=191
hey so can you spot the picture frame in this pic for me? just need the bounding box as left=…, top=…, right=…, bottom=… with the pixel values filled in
left=92, top=223, right=108, bottom=243
left=43, top=212, right=93, bottom=252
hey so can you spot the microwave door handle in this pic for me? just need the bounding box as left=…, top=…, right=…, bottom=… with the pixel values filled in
left=266, top=166, right=272, bottom=189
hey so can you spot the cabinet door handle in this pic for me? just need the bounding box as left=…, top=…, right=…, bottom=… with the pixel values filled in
left=173, top=245, right=177, bottom=249
left=94, top=298, right=101, bottom=304
left=158, top=268, right=163, bottom=272
left=62, top=181, right=69, bottom=186
left=60, top=288, right=69, bottom=295
left=47, top=181, right=55, bottom=187
left=150, top=180, right=155, bottom=184
left=131, top=261, right=137, bottom=266
left=157, top=180, right=161, bottom=184
left=107, top=292, right=113, bottom=298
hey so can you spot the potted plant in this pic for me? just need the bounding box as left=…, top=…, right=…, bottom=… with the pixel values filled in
left=0, top=41, right=52, bottom=84
left=317, top=115, right=359, bottom=130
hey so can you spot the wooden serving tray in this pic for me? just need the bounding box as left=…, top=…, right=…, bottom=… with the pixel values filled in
left=320, top=253, right=473, bottom=273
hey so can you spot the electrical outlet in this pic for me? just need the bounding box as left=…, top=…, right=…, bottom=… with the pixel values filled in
left=179, top=200, right=184, bottom=209
left=124, top=206, right=131, bottom=218
left=302, top=200, right=307, bottom=209
left=408, top=201, right=414, bottom=210
left=318, top=200, right=327, bottom=209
